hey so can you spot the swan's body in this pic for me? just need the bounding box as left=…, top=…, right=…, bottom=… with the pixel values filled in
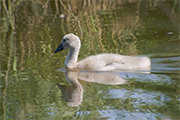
left=55, top=33, right=151, bottom=70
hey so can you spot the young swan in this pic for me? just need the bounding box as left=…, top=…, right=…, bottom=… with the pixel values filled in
left=55, top=33, right=151, bottom=70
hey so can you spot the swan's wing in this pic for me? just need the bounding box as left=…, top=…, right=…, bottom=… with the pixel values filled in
left=103, top=54, right=126, bottom=64
left=98, top=62, right=124, bottom=71
left=77, top=54, right=126, bottom=70
left=104, top=56, right=126, bottom=67
left=98, top=55, right=126, bottom=70
left=106, top=60, right=125, bottom=66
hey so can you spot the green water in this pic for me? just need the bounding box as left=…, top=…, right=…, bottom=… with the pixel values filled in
left=0, top=0, right=179, bottom=120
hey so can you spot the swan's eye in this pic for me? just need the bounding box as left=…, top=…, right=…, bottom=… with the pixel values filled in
left=63, top=39, right=66, bottom=42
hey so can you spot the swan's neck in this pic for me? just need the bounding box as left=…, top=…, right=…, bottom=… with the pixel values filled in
left=65, top=48, right=79, bottom=69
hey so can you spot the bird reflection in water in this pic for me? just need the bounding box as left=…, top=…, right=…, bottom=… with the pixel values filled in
left=57, top=68, right=128, bottom=107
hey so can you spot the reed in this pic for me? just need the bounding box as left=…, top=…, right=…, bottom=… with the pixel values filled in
left=2, top=0, right=15, bottom=30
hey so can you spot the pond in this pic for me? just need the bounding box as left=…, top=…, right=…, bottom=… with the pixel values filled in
left=0, top=0, right=179, bottom=120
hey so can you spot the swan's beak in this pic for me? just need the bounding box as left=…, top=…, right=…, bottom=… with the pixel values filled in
left=55, top=43, right=64, bottom=53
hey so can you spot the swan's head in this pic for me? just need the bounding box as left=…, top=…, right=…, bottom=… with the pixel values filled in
left=55, top=33, right=81, bottom=53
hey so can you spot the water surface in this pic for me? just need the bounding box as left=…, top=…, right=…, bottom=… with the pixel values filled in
left=0, top=0, right=179, bottom=120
